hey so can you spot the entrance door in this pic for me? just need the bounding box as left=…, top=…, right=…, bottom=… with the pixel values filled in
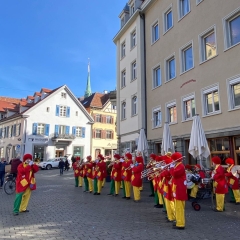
left=56, top=150, right=64, bottom=157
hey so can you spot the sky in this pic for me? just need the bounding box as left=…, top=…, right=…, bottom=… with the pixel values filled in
left=0, top=0, right=127, bottom=99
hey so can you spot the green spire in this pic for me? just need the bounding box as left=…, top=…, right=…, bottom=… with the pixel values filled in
left=84, top=60, right=92, bottom=98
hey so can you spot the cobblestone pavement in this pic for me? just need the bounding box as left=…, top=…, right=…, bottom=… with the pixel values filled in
left=1, top=169, right=240, bottom=240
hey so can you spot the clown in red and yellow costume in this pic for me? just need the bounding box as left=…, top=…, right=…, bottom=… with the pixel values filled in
left=170, top=152, right=187, bottom=230
left=131, top=156, right=144, bottom=202
left=147, top=153, right=156, bottom=197
left=73, top=157, right=81, bottom=187
left=13, top=154, right=39, bottom=216
left=121, top=153, right=133, bottom=199
left=225, top=158, right=240, bottom=204
left=84, top=156, right=93, bottom=193
left=211, top=156, right=228, bottom=212
left=111, top=154, right=122, bottom=196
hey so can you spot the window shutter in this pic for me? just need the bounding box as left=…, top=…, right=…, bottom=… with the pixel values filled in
left=101, top=130, right=105, bottom=139
left=102, top=115, right=105, bottom=123
left=72, top=126, right=76, bottom=136
left=66, top=107, right=70, bottom=117
left=55, top=125, right=59, bottom=137
left=111, top=116, right=114, bottom=124
left=45, top=124, right=50, bottom=136
left=66, top=126, right=70, bottom=134
left=56, top=105, right=60, bottom=116
left=81, top=127, right=86, bottom=138
left=32, top=123, right=38, bottom=135
left=111, top=131, right=114, bottom=139
left=6, top=126, right=9, bottom=138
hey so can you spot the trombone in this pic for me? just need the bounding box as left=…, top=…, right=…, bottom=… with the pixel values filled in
left=141, top=156, right=185, bottom=179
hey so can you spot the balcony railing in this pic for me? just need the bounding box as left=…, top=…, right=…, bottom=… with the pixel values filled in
left=50, top=133, right=76, bottom=140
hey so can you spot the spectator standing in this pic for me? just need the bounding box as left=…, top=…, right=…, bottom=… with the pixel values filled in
left=58, top=159, right=65, bottom=175
left=64, top=159, right=70, bottom=171
left=10, top=158, right=22, bottom=178
left=0, top=158, right=7, bottom=188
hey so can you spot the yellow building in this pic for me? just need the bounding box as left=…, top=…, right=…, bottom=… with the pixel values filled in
left=81, top=92, right=117, bottom=159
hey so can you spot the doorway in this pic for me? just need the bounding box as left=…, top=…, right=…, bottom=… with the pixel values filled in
left=56, top=150, right=64, bottom=157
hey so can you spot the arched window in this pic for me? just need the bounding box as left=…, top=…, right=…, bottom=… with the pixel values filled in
left=122, top=102, right=126, bottom=120
left=132, top=96, right=137, bottom=116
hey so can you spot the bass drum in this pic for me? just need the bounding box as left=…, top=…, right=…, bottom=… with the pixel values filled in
left=186, top=172, right=195, bottom=189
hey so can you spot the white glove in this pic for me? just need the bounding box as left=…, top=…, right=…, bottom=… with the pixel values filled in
left=120, top=158, right=124, bottom=163
left=160, top=166, right=165, bottom=170
left=155, top=163, right=161, bottom=168
left=169, top=163, right=175, bottom=168
left=130, top=164, right=134, bottom=168
left=29, top=161, right=33, bottom=166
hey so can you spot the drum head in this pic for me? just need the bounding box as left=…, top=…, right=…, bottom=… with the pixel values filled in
left=187, top=181, right=195, bottom=189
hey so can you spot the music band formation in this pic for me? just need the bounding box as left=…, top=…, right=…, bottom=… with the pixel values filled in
left=11, top=151, right=240, bottom=229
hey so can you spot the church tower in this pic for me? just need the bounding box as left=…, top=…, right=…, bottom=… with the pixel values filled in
left=84, top=60, right=92, bottom=98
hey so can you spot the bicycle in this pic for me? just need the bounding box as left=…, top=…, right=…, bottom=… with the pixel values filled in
left=4, top=173, right=16, bottom=195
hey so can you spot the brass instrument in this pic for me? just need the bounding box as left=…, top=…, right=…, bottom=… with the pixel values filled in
left=230, top=165, right=240, bottom=178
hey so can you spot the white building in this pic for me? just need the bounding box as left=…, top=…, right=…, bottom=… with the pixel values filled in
left=0, top=85, right=94, bottom=162
left=113, top=0, right=146, bottom=154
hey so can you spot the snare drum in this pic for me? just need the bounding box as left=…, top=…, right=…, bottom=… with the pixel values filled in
left=190, top=174, right=201, bottom=183
left=201, top=178, right=211, bottom=185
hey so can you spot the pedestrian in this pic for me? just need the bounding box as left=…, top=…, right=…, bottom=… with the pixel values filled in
left=58, top=159, right=65, bottom=175
left=13, top=154, right=39, bottom=216
left=0, top=158, right=7, bottom=189
left=64, top=159, right=69, bottom=171
left=10, top=158, right=22, bottom=178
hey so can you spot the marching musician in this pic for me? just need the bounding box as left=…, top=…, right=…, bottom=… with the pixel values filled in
left=112, top=154, right=122, bottom=196
left=78, top=160, right=84, bottom=187
left=189, top=164, right=205, bottom=199
left=169, top=152, right=187, bottom=230
left=211, top=156, right=228, bottom=212
left=107, top=159, right=115, bottom=196
left=147, top=153, right=157, bottom=197
left=84, top=156, right=93, bottom=193
left=121, top=153, right=133, bottom=200
left=72, top=157, right=81, bottom=187
left=131, top=156, right=144, bottom=202
left=225, top=158, right=240, bottom=205
left=94, top=154, right=106, bottom=195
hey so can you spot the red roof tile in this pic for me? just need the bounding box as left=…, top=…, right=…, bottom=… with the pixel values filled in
left=80, top=93, right=109, bottom=109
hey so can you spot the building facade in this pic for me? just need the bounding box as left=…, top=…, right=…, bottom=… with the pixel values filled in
left=81, top=92, right=117, bottom=159
left=142, top=0, right=240, bottom=165
left=0, top=85, right=93, bottom=162
left=113, top=0, right=146, bottom=154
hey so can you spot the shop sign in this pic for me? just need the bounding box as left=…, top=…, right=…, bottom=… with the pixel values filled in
left=28, top=137, right=49, bottom=143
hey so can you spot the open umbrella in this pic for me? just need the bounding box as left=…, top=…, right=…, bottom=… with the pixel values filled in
left=188, top=114, right=210, bottom=168
left=137, top=129, right=148, bottom=163
left=161, top=122, right=175, bottom=155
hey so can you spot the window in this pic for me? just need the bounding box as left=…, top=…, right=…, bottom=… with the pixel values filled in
left=202, top=85, right=220, bottom=115
left=121, top=70, right=126, bottom=88
left=152, top=108, right=162, bottom=128
left=121, top=17, right=124, bottom=28
left=223, top=8, right=240, bottom=50
left=106, top=130, right=112, bottom=139
left=131, top=61, right=137, bottom=80
left=122, top=102, right=126, bottom=120
left=76, top=127, right=82, bottom=137
left=76, top=111, right=78, bottom=116
left=96, top=115, right=101, bottom=122
left=227, top=75, right=240, bottom=110
left=59, top=125, right=67, bottom=134
left=166, top=102, right=177, bottom=123
left=165, top=55, right=176, bottom=81
left=106, top=116, right=112, bottom=124
left=182, top=94, right=196, bottom=120
left=59, top=106, right=67, bottom=117
left=131, top=30, right=136, bottom=48
left=196, top=0, right=203, bottom=5
left=180, top=42, right=194, bottom=73
left=15, top=124, right=21, bottom=136
left=46, top=107, right=50, bottom=112
left=37, top=124, right=45, bottom=135
left=96, top=129, right=102, bottom=139
left=61, top=92, right=66, bottom=98
left=179, top=0, right=190, bottom=19
left=132, top=96, right=137, bottom=116
left=121, top=41, right=126, bottom=58
left=130, top=3, right=135, bottom=15
left=8, top=126, right=12, bottom=138
left=152, top=22, right=159, bottom=43
left=112, top=104, right=117, bottom=110
left=164, top=6, right=173, bottom=33
left=153, top=66, right=161, bottom=88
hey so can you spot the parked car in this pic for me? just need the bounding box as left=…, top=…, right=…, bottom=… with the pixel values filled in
left=37, top=157, right=67, bottom=170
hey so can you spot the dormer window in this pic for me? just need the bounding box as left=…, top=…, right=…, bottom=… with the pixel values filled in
left=121, top=17, right=125, bottom=27
left=61, top=92, right=67, bottom=99
left=131, top=4, right=135, bottom=15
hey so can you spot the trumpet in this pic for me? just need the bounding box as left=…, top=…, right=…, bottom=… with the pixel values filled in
left=141, top=156, right=185, bottom=179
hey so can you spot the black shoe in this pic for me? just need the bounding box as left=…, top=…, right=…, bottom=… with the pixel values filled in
left=154, top=204, right=163, bottom=208
left=162, top=209, right=167, bottom=213
left=89, top=191, right=92, bottom=193
left=134, top=200, right=140, bottom=203
left=172, top=226, right=185, bottom=230
left=22, top=210, right=29, bottom=213
left=122, top=196, right=126, bottom=199
left=230, top=200, right=236, bottom=203
left=149, top=194, right=154, bottom=197
left=126, top=197, right=131, bottom=200
left=13, top=212, right=19, bottom=216
left=93, top=192, right=97, bottom=195
left=115, top=194, right=118, bottom=197
left=96, top=193, right=100, bottom=195
left=172, top=221, right=176, bottom=226
left=235, top=202, right=240, bottom=205
left=166, top=219, right=174, bottom=223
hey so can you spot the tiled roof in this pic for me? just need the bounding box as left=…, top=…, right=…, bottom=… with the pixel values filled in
left=0, top=97, right=21, bottom=104
left=80, top=92, right=109, bottom=109
left=34, top=92, right=41, bottom=97
left=0, top=100, right=19, bottom=112
left=27, top=96, right=34, bottom=100
left=41, top=88, right=52, bottom=93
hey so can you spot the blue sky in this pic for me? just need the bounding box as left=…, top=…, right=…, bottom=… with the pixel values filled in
left=0, top=0, right=126, bottom=99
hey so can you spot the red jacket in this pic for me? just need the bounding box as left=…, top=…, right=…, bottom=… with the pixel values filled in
left=225, top=165, right=239, bottom=189
left=95, top=160, right=106, bottom=181
left=16, top=162, right=39, bottom=193
left=170, top=162, right=188, bottom=201
left=112, top=162, right=122, bottom=182
left=131, top=162, right=144, bottom=187
left=73, top=162, right=80, bottom=177
left=121, top=160, right=132, bottom=182
left=213, top=165, right=228, bottom=194
left=161, top=169, right=173, bottom=201
left=84, top=162, right=93, bottom=179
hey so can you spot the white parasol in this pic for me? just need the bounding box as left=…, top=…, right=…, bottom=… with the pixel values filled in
left=161, top=122, right=175, bottom=155
left=188, top=114, right=210, bottom=168
left=137, top=129, right=149, bottom=163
